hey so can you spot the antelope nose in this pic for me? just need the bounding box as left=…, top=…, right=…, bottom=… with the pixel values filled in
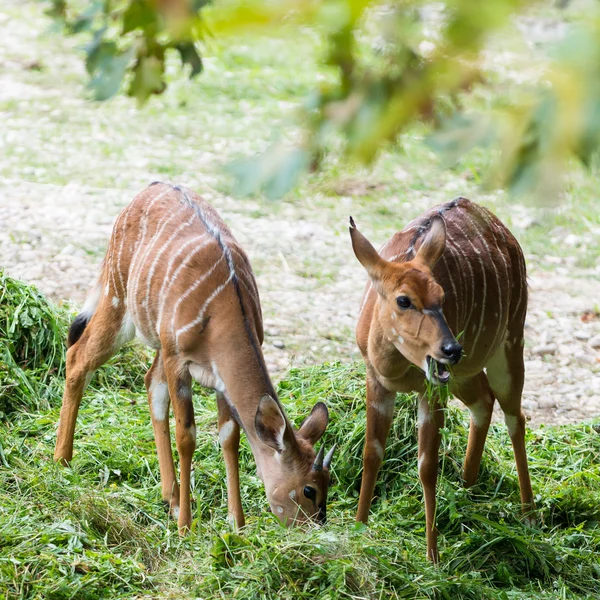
left=441, top=341, right=462, bottom=363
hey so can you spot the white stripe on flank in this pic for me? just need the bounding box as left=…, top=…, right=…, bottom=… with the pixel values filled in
left=447, top=218, right=486, bottom=351
left=142, top=212, right=195, bottom=333
left=440, top=255, right=459, bottom=323
left=175, top=269, right=234, bottom=348
left=446, top=232, right=476, bottom=344
left=115, top=205, right=133, bottom=297
left=442, top=220, right=466, bottom=327
left=169, top=253, right=226, bottom=341
left=156, top=236, right=213, bottom=334
left=129, top=202, right=180, bottom=325
left=126, top=189, right=171, bottom=306
left=462, top=211, right=501, bottom=357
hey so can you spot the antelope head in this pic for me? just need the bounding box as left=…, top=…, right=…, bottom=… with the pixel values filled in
left=255, top=395, right=335, bottom=525
left=349, top=215, right=462, bottom=384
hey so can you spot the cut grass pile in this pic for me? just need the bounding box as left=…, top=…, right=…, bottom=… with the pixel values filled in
left=1, top=276, right=600, bottom=599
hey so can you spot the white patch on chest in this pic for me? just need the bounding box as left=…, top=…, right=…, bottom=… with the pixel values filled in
left=188, top=362, right=228, bottom=394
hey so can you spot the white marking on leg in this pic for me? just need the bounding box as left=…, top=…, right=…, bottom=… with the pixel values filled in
left=468, top=399, right=491, bottom=428
left=504, top=414, right=519, bottom=437
left=150, top=380, right=169, bottom=421
left=372, top=398, right=394, bottom=418
left=219, top=420, right=235, bottom=445
left=188, top=424, right=196, bottom=443
left=371, top=439, right=384, bottom=460
left=111, top=296, right=119, bottom=308
left=418, top=401, right=433, bottom=425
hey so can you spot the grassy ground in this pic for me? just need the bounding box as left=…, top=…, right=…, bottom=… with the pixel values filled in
left=2, top=276, right=600, bottom=599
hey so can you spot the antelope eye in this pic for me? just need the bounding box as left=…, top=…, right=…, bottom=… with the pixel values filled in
left=397, top=296, right=411, bottom=309
left=303, top=486, right=316, bottom=501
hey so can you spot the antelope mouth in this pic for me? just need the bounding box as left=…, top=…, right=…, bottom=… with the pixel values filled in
left=426, top=356, right=451, bottom=384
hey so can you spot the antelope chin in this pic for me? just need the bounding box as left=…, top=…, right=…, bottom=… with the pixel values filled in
left=425, top=356, right=451, bottom=384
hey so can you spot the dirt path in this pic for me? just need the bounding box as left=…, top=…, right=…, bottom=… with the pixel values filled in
left=2, top=178, right=599, bottom=427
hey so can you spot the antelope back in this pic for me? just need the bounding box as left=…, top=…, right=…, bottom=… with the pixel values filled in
left=359, top=197, right=527, bottom=377
left=102, top=183, right=262, bottom=352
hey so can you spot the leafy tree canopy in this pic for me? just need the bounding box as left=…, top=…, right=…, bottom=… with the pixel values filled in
left=46, top=0, right=600, bottom=199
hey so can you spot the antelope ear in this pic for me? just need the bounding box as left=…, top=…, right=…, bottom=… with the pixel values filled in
left=255, top=395, right=296, bottom=453
left=298, top=402, right=329, bottom=445
left=415, top=215, right=446, bottom=269
left=349, top=217, right=386, bottom=283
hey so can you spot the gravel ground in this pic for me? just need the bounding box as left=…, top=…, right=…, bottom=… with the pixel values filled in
left=1, top=178, right=599, bottom=427
left=1, top=0, right=599, bottom=428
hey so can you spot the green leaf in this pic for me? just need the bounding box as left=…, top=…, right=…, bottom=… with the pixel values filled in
left=88, top=45, right=134, bottom=101
left=229, top=144, right=310, bottom=199
left=122, top=0, right=158, bottom=35
left=128, top=55, right=166, bottom=104
left=176, top=42, right=203, bottom=78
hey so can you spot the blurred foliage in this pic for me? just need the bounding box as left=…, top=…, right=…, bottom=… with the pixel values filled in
left=47, top=0, right=209, bottom=102
left=45, top=0, right=600, bottom=199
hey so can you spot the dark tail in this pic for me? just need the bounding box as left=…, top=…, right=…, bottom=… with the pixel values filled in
left=67, top=313, right=91, bottom=347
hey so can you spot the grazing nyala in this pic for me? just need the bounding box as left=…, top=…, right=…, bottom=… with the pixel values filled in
left=54, top=182, right=335, bottom=531
left=349, top=197, right=533, bottom=562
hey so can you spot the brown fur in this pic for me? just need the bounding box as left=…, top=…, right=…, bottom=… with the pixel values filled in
left=54, top=183, right=332, bottom=531
left=350, top=197, right=533, bottom=562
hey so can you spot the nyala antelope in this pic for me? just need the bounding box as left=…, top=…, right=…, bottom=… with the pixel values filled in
left=349, top=197, right=533, bottom=562
left=54, top=182, right=335, bottom=531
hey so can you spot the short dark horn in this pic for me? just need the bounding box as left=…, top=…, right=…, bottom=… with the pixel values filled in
left=312, top=446, right=325, bottom=471
left=323, top=444, right=336, bottom=469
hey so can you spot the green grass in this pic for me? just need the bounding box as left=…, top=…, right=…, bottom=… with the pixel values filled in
left=2, top=276, right=600, bottom=599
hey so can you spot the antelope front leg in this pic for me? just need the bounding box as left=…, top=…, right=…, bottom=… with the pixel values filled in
left=456, top=372, right=494, bottom=488
left=145, top=351, right=180, bottom=518
left=216, top=392, right=245, bottom=528
left=356, top=374, right=395, bottom=523
left=418, top=394, right=444, bottom=564
left=164, top=359, right=196, bottom=533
